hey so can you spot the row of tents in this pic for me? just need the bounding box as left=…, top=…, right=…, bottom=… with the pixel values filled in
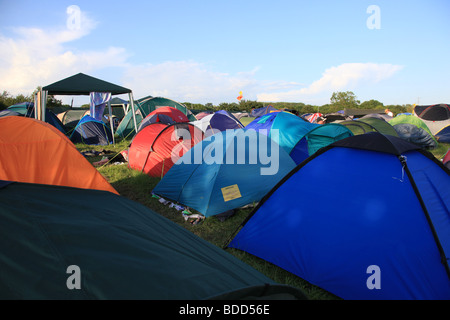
left=1, top=72, right=449, bottom=299
left=1, top=109, right=449, bottom=300
left=0, top=115, right=307, bottom=300
left=122, top=107, right=450, bottom=300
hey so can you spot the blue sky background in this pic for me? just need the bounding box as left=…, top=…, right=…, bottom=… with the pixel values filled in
left=1, top=0, right=449, bottom=106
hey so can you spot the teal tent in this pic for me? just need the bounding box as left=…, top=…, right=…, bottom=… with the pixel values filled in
left=153, top=129, right=297, bottom=217
left=7, top=102, right=66, bottom=134
left=246, top=112, right=353, bottom=165
left=0, top=181, right=306, bottom=300
left=245, top=112, right=318, bottom=154
left=116, top=96, right=196, bottom=139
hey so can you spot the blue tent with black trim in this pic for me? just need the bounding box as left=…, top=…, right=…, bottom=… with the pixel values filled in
left=228, top=132, right=450, bottom=300
left=70, top=115, right=113, bottom=145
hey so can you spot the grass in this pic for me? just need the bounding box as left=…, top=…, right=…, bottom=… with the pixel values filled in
left=75, top=137, right=449, bottom=301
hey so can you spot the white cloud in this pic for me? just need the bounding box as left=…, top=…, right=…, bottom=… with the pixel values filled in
left=0, top=10, right=404, bottom=107
left=122, top=61, right=265, bottom=104
left=257, top=63, right=404, bottom=103
left=0, top=10, right=128, bottom=96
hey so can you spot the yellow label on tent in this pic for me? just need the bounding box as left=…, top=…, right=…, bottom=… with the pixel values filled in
left=221, top=184, right=242, bottom=202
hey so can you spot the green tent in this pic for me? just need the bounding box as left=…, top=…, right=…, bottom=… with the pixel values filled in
left=339, top=118, right=399, bottom=137
left=0, top=181, right=306, bottom=300
left=389, top=114, right=438, bottom=148
left=116, top=96, right=196, bottom=139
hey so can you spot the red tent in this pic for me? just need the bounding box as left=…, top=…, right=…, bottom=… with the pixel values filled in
left=138, top=106, right=190, bottom=132
left=128, top=123, right=203, bottom=177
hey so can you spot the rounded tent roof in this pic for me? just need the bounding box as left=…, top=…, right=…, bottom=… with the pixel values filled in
left=153, top=128, right=297, bottom=217
left=0, top=116, right=117, bottom=194
left=414, top=104, right=450, bottom=121
left=246, top=112, right=318, bottom=154
left=137, top=106, right=189, bottom=132
left=228, top=132, right=450, bottom=299
left=0, top=181, right=306, bottom=299
left=436, top=125, right=450, bottom=143
left=128, top=122, right=204, bottom=177
left=339, top=118, right=398, bottom=137
left=190, top=110, right=244, bottom=137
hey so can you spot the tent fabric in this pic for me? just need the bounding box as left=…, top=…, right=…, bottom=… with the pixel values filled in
left=444, top=149, right=450, bottom=169
left=153, top=129, right=296, bottom=217
left=228, top=132, right=450, bottom=300
left=339, top=118, right=399, bottom=137
left=289, top=123, right=354, bottom=165
left=389, top=114, right=434, bottom=136
left=70, top=115, right=113, bottom=145
left=414, top=104, right=450, bottom=121
left=190, top=110, right=244, bottom=137
left=392, top=123, right=437, bottom=149
left=116, top=96, right=195, bottom=139
left=246, top=112, right=318, bottom=155
left=389, top=114, right=438, bottom=148
left=137, top=106, right=189, bottom=132
left=0, top=116, right=117, bottom=194
left=42, top=73, right=131, bottom=95
left=250, top=105, right=277, bottom=117
left=358, top=117, right=399, bottom=137
left=57, top=109, right=90, bottom=130
left=89, top=92, right=111, bottom=121
left=0, top=181, right=306, bottom=300
left=8, top=102, right=66, bottom=134
left=128, top=122, right=204, bottom=177
left=0, top=110, right=21, bottom=117
left=436, top=125, right=450, bottom=143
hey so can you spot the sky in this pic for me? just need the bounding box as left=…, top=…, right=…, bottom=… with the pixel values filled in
left=0, top=0, right=449, bottom=107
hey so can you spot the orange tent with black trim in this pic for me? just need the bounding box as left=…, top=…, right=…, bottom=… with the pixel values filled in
left=0, top=116, right=118, bottom=194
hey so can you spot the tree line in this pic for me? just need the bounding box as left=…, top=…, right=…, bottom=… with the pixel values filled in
left=1, top=89, right=413, bottom=116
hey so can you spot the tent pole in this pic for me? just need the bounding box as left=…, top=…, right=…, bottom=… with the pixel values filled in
left=41, top=89, right=47, bottom=122
left=108, top=99, right=115, bottom=145
left=129, top=92, right=138, bottom=134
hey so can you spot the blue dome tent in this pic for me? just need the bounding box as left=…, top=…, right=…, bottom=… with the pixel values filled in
left=227, top=133, right=450, bottom=300
left=70, top=115, right=113, bottom=145
left=153, top=129, right=296, bottom=217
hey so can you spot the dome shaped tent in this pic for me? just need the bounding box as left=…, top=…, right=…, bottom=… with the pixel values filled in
left=128, top=122, right=204, bottom=177
left=0, top=181, right=306, bottom=300
left=137, top=106, right=189, bottom=132
left=153, top=129, right=296, bottom=217
left=116, top=96, right=196, bottom=139
left=228, top=133, right=450, bottom=300
left=436, top=124, right=450, bottom=143
left=413, top=104, right=450, bottom=135
left=190, top=110, right=245, bottom=137
left=70, top=115, right=113, bottom=145
left=8, top=102, right=66, bottom=134
left=389, top=114, right=438, bottom=149
left=0, top=116, right=117, bottom=194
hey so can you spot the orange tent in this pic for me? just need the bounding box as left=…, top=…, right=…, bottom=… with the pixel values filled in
left=0, top=116, right=118, bottom=194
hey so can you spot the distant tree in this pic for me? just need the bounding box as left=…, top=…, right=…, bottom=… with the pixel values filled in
left=238, top=100, right=264, bottom=112
left=360, top=99, right=384, bottom=110
left=0, top=91, right=32, bottom=110
left=330, top=91, right=360, bottom=109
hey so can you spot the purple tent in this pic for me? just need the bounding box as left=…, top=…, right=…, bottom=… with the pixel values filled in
left=191, top=110, right=244, bottom=137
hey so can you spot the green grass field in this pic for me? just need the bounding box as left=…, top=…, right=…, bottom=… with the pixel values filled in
left=75, top=137, right=449, bottom=300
